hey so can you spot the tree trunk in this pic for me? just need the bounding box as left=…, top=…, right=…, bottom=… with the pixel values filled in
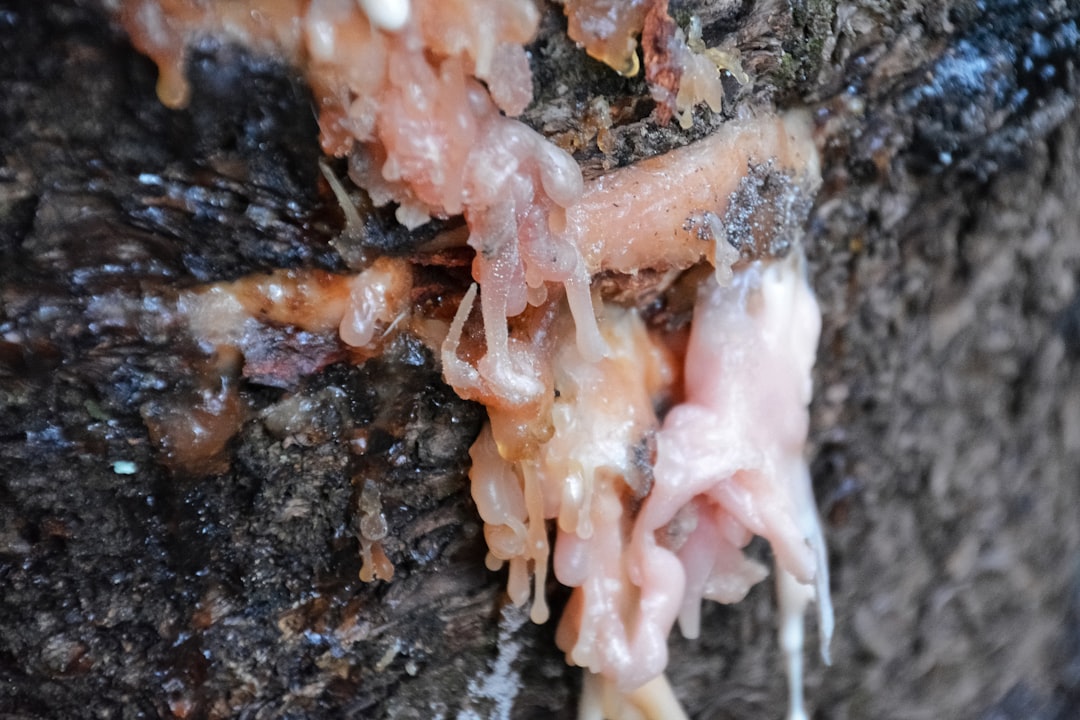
left=1, top=1, right=1078, bottom=718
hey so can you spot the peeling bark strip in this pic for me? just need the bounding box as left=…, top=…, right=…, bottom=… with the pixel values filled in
left=2, top=1, right=1080, bottom=718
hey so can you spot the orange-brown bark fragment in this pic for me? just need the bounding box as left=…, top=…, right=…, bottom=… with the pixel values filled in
left=641, top=0, right=680, bottom=125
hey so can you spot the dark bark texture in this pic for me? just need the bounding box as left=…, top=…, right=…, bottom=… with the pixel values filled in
left=2, top=1, right=1080, bottom=718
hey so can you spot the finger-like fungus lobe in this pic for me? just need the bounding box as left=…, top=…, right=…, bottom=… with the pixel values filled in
left=120, top=1, right=833, bottom=717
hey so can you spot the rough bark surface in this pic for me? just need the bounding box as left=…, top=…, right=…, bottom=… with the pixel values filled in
left=1, top=1, right=1079, bottom=719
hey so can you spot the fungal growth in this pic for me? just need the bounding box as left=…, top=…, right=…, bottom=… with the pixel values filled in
left=119, top=1, right=834, bottom=717
left=561, top=0, right=748, bottom=125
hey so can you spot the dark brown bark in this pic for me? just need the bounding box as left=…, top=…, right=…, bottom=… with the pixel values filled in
left=1, top=1, right=1078, bottom=718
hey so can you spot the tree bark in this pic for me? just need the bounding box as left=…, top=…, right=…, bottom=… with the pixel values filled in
left=1, top=1, right=1079, bottom=718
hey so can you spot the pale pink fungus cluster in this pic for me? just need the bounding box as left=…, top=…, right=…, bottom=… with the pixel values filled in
left=471, top=258, right=832, bottom=719
left=120, top=1, right=833, bottom=717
